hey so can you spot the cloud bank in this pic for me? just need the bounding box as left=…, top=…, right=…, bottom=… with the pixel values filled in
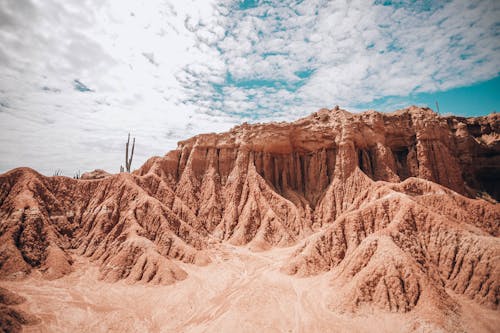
left=0, top=0, right=498, bottom=175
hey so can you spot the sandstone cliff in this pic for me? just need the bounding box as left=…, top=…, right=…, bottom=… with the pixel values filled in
left=0, top=106, right=498, bottom=330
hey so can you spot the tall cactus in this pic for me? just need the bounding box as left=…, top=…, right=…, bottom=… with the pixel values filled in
left=125, top=133, right=135, bottom=172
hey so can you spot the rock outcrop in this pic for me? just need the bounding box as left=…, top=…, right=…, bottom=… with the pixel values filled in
left=0, top=106, right=499, bottom=323
left=80, top=169, right=111, bottom=180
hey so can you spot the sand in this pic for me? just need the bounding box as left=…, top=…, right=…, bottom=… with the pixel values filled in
left=3, top=241, right=499, bottom=333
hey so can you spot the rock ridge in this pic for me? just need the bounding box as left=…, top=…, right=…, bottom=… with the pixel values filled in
left=0, top=106, right=499, bottom=323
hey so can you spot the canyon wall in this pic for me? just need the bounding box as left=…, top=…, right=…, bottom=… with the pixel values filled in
left=0, top=106, right=499, bottom=325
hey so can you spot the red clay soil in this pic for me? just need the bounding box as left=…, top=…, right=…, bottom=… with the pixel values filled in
left=0, top=106, right=498, bottom=332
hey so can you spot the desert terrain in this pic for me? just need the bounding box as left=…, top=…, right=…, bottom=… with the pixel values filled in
left=3, top=243, right=500, bottom=333
left=1, top=106, right=499, bottom=332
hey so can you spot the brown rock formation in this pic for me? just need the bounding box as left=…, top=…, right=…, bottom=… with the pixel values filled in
left=0, top=106, right=499, bottom=330
left=0, top=287, right=39, bottom=333
left=80, top=169, right=111, bottom=180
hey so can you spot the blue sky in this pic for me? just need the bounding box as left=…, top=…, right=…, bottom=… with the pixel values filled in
left=0, top=0, right=499, bottom=175
left=356, top=76, right=500, bottom=116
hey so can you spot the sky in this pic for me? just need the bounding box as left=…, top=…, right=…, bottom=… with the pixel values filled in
left=0, top=0, right=498, bottom=176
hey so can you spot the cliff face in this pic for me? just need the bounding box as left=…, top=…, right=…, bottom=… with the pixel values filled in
left=0, top=106, right=499, bottom=327
left=144, top=106, right=499, bottom=201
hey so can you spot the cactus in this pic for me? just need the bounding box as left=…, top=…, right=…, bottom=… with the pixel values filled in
left=125, top=133, right=135, bottom=173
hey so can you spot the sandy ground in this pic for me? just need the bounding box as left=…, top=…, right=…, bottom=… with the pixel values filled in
left=2, top=244, right=498, bottom=333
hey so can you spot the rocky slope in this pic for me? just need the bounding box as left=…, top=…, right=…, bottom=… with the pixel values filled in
left=0, top=106, right=499, bottom=331
left=0, top=287, right=39, bottom=332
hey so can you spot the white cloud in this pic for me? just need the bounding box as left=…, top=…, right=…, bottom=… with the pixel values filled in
left=0, top=0, right=238, bottom=175
left=180, top=0, right=499, bottom=119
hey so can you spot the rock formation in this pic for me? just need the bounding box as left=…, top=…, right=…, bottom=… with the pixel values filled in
left=0, top=287, right=39, bottom=333
left=80, top=169, right=111, bottom=180
left=0, top=106, right=498, bottom=330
